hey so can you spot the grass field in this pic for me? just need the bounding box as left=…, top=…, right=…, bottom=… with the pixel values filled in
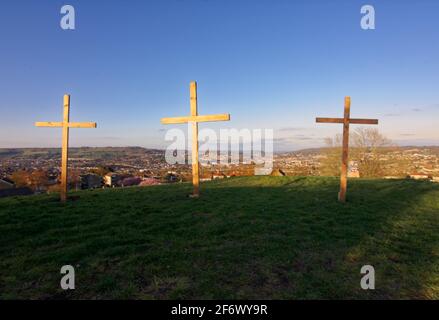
left=1, top=176, right=439, bottom=299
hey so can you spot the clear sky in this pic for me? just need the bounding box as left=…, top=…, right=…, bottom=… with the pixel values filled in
left=0, top=0, right=438, bottom=151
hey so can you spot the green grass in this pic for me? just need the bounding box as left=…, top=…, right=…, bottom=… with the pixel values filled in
left=1, top=176, right=439, bottom=299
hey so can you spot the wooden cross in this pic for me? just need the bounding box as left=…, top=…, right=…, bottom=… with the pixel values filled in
left=35, top=95, right=97, bottom=202
left=316, top=96, right=378, bottom=203
left=161, top=81, right=230, bottom=197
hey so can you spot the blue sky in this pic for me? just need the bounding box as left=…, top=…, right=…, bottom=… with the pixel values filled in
left=0, top=0, right=438, bottom=151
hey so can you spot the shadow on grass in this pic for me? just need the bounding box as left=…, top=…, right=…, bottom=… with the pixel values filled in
left=0, top=176, right=438, bottom=299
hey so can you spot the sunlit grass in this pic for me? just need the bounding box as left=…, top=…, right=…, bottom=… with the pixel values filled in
left=0, top=176, right=438, bottom=299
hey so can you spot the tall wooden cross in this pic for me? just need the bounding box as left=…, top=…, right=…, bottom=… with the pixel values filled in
left=35, top=95, right=97, bottom=202
left=161, top=81, right=230, bottom=197
left=316, top=96, right=378, bottom=203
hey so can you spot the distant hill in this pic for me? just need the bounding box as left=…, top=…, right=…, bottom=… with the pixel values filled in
left=1, top=176, right=438, bottom=299
left=1, top=145, right=439, bottom=160
left=278, top=146, right=439, bottom=156
left=0, top=147, right=164, bottom=160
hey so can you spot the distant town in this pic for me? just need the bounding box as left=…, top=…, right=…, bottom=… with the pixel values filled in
left=1, top=146, right=439, bottom=198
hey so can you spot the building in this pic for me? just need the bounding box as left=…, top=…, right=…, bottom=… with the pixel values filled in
left=0, top=178, right=15, bottom=190
left=121, top=177, right=142, bottom=187
left=139, top=178, right=161, bottom=186
left=254, top=167, right=273, bottom=176
left=104, top=173, right=123, bottom=187
left=348, top=161, right=360, bottom=178
left=80, top=174, right=102, bottom=190
left=212, top=172, right=227, bottom=179
left=409, top=174, right=430, bottom=180
left=165, top=172, right=179, bottom=183
left=270, top=169, right=286, bottom=177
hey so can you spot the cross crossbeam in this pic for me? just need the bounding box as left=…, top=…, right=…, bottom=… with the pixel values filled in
left=161, top=114, right=230, bottom=125
left=316, top=118, right=378, bottom=125
left=35, top=95, right=97, bottom=202
left=161, top=81, right=231, bottom=197
left=35, top=122, right=97, bottom=128
left=316, top=96, right=379, bottom=203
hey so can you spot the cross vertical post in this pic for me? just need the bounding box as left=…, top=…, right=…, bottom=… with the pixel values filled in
left=316, top=96, right=378, bottom=203
left=161, top=81, right=231, bottom=197
left=60, top=95, right=70, bottom=202
left=339, top=96, right=351, bottom=203
left=190, top=82, right=200, bottom=197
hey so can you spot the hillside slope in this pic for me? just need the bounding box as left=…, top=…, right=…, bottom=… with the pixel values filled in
left=1, top=176, right=439, bottom=299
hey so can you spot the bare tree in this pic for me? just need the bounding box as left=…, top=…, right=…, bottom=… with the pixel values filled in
left=10, top=169, right=49, bottom=191
left=30, top=169, right=49, bottom=191
left=350, top=128, right=392, bottom=177
left=320, top=128, right=408, bottom=178
left=10, top=170, right=31, bottom=187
